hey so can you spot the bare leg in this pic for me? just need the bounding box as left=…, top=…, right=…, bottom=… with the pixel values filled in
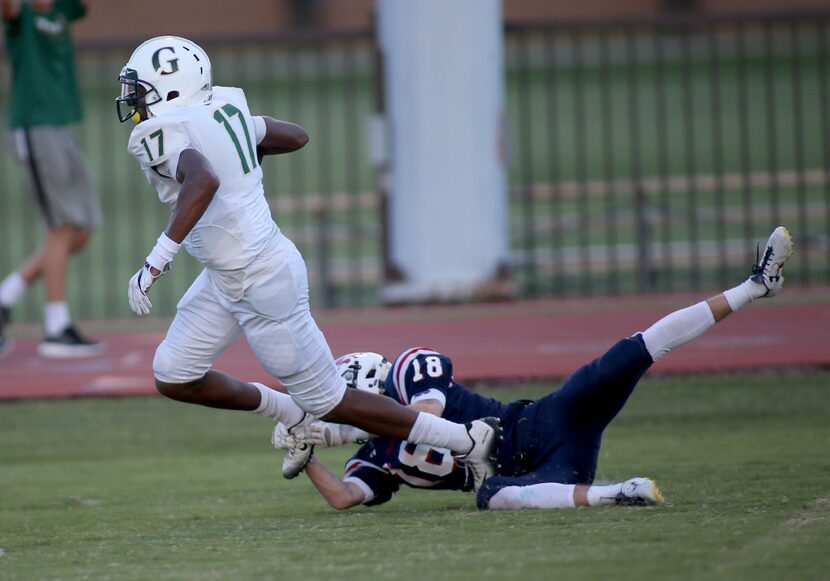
left=705, top=293, right=733, bottom=322
left=46, top=227, right=80, bottom=302
left=573, top=484, right=590, bottom=507
left=155, top=370, right=306, bottom=428
left=156, top=371, right=419, bottom=438
left=320, top=388, right=419, bottom=440
left=157, top=369, right=470, bottom=456
left=155, top=370, right=262, bottom=410
left=19, top=227, right=90, bottom=287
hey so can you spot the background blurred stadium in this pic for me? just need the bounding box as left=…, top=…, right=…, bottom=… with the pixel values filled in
left=2, top=0, right=829, bottom=319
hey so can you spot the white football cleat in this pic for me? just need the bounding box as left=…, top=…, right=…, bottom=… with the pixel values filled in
left=274, top=413, right=316, bottom=479
left=615, top=477, right=665, bottom=506
left=282, top=443, right=314, bottom=479
left=750, top=226, right=793, bottom=298
left=455, top=417, right=501, bottom=491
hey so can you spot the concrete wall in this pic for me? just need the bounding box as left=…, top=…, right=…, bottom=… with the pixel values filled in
left=698, top=0, right=830, bottom=15
left=74, top=0, right=290, bottom=44
left=73, top=0, right=825, bottom=45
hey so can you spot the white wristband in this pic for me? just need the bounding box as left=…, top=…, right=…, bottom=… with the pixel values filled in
left=145, top=232, right=181, bottom=271
left=253, top=115, right=267, bottom=144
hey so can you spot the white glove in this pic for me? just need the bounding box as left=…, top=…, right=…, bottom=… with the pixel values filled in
left=271, top=420, right=369, bottom=449
left=308, top=422, right=370, bottom=447
left=272, top=423, right=297, bottom=449
left=127, top=262, right=169, bottom=315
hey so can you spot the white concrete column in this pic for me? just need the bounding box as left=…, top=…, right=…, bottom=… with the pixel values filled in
left=377, top=0, right=510, bottom=302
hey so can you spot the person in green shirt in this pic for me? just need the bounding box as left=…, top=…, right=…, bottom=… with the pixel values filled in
left=0, top=0, right=102, bottom=358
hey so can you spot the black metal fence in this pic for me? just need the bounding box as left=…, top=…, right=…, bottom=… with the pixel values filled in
left=1, top=12, right=828, bottom=323
left=507, top=11, right=830, bottom=297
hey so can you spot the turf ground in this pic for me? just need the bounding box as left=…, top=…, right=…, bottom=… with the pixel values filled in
left=2, top=372, right=828, bottom=580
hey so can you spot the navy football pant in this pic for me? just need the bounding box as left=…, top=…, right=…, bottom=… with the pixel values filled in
left=478, top=334, right=654, bottom=508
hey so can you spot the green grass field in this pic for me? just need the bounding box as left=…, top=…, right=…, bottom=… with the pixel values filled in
left=2, top=372, right=829, bottom=580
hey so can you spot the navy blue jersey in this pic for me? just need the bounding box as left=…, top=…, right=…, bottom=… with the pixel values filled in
left=344, top=436, right=472, bottom=506
left=347, top=338, right=653, bottom=508
left=383, top=347, right=507, bottom=424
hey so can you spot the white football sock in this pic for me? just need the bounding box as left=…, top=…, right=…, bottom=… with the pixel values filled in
left=586, top=483, right=624, bottom=506
left=489, top=483, right=577, bottom=510
left=44, top=301, right=70, bottom=337
left=640, top=301, right=715, bottom=362
left=723, top=278, right=767, bottom=311
left=407, top=412, right=473, bottom=454
left=0, top=272, right=26, bottom=307
left=252, top=382, right=306, bottom=426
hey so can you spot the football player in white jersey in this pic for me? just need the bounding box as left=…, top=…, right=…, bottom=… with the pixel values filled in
left=117, top=36, right=499, bottom=489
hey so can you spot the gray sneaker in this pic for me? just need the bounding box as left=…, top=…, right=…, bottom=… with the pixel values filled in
left=0, top=306, right=10, bottom=356
left=750, top=226, right=794, bottom=298
left=282, top=443, right=314, bottom=479
left=279, top=413, right=316, bottom=479
left=615, top=477, right=665, bottom=506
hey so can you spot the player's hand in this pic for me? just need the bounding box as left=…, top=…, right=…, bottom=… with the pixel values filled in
left=272, top=420, right=368, bottom=448
left=305, top=421, right=370, bottom=447
left=271, top=423, right=297, bottom=449
left=127, top=262, right=169, bottom=315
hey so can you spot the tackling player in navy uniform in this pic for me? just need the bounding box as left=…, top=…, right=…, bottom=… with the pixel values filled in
left=274, top=227, right=793, bottom=510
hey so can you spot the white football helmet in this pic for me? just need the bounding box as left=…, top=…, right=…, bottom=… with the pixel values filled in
left=116, top=36, right=212, bottom=122
left=335, top=352, right=391, bottom=395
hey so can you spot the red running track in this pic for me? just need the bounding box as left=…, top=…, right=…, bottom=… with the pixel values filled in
left=0, top=288, right=828, bottom=400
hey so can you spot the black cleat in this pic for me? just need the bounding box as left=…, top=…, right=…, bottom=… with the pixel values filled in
left=0, top=306, right=10, bottom=356
left=38, top=324, right=104, bottom=359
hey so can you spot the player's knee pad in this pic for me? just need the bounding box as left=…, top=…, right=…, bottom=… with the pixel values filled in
left=153, top=340, right=205, bottom=385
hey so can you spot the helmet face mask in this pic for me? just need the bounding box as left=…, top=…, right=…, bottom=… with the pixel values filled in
left=116, top=68, right=161, bottom=123
left=115, top=36, right=212, bottom=123
left=336, top=352, right=391, bottom=396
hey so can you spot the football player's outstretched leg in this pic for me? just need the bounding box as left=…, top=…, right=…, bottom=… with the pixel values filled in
left=480, top=225, right=793, bottom=509
left=117, top=36, right=497, bottom=488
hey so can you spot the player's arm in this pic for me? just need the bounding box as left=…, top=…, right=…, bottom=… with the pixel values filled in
left=389, top=350, right=453, bottom=417
left=273, top=419, right=371, bottom=448
left=254, top=116, right=308, bottom=160
left=304, top=457, right=367, bottom=510
left=166, top=148, right=219, bottom=246
left=409, top=399, right=445, bottom=417
left=127, top=148, right=219, bottom=315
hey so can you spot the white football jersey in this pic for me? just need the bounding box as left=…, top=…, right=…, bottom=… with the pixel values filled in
left=127, top=86, right=277, bottom=272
